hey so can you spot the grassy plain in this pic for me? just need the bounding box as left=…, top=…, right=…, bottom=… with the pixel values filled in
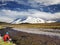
left=0, top=23, right=60, bottom=29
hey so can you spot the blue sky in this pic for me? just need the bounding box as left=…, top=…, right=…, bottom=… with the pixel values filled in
left=0, top=0, right=60, bottom=23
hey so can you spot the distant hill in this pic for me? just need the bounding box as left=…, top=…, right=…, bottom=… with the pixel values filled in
left=0, top=22, right=11, bottom=24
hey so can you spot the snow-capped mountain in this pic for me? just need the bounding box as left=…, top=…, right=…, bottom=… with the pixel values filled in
left=22, top=16, right=45, bottom=23
left=12, top=19, right=22, bottom=24
left=11, top=16, right=45, bottom=24
left=11, top=16, right=57, bottom=24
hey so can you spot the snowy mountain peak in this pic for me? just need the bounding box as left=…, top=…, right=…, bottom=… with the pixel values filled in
left=22, top=16, right=45, bottom=23
left=12, top=16, right=46, bottom=24
left=12, top=19, right=22, bottom=24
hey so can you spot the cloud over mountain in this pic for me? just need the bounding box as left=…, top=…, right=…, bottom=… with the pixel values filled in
left=0, top=9, right=60, bottom=23
left=0, top=0, right=60, bottom=23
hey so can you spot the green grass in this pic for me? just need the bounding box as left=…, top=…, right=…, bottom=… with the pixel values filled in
left=0, top=37, right=15, bottom=45
left=0, top=26, right=3, bottom=29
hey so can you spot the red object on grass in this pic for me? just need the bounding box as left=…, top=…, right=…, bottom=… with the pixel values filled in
left=3, top=34, right=10, bottom=41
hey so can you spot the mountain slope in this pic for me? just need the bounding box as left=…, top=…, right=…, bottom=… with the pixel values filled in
left=22, top=16, right=45, bottom=23
left=12, top=19, right=22, bottom=24
left=11, top=16, right=46, bottom=24
left=11, top=16, right=57, bottom=24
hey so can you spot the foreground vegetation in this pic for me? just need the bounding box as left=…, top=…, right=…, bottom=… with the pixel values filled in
left=0, top=38, right=14, bottom=45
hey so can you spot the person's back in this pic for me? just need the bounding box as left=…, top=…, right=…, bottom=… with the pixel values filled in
left=3, top=34, right=10, bottom=41
left=3, top=32, right=10, bottom=42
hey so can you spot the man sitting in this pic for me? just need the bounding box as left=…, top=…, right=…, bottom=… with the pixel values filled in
left=3, top=32, right=11, bottom=42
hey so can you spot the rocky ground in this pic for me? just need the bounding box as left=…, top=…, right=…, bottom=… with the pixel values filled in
left=0, top=27, right=60, bottom=45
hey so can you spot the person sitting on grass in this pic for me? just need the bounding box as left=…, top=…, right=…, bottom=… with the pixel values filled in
left=3, top=32, right=11, bottom=42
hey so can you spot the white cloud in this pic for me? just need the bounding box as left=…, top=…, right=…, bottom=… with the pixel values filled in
left=1, top=0, right=60, bottom=8
left=0, top=0, right=14, bottom=2
left=32, top=0, right=60, bottom=6
left=1, top=9, right=30, bottom=17
left=0, top=3, right=7, bottom=6
left=13, top=0, right=60, bottom=9
left=0, top=9, right=60, bottom=23
left=16, top=0, right=60, bottom=6
left=12, top=0, right=60, bottom=10
left=28, top=9, right=56, bottom=20
left=0, top=16, right=13, bottom=23
left=0, top=0, right=60, bottom=23
left=54, top=13, right=60, bottom=19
